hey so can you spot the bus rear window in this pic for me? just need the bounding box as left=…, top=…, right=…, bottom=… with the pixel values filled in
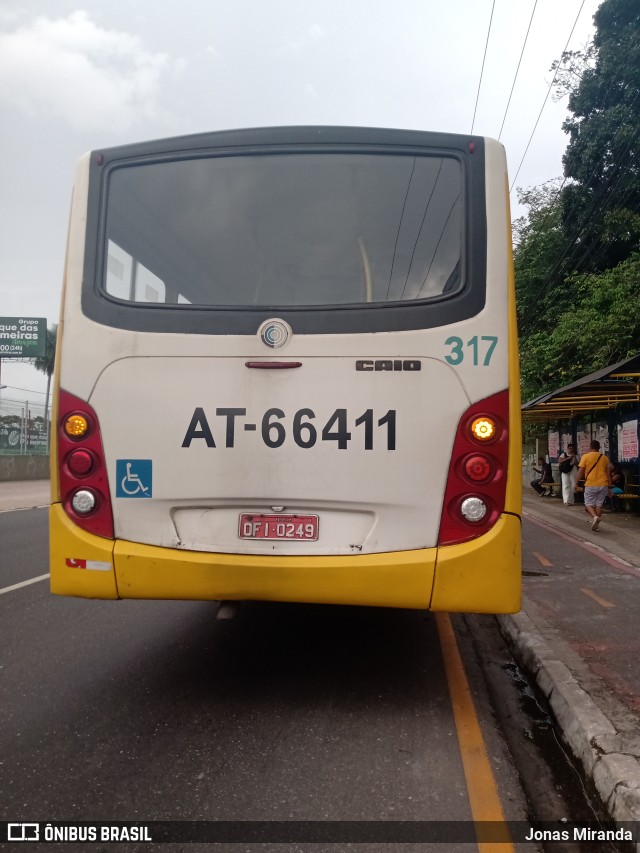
left=102, top=153, right=464, bottom=308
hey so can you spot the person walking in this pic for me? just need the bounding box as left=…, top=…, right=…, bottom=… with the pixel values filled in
left=557, top=442, right=579, bottom=505
left=575, top=440, right=613, bottom=531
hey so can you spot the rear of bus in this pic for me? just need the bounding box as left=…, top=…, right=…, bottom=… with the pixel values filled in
left=50, top=126, right=521, bottom=613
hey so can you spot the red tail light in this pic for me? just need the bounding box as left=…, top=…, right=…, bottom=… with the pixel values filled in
left=438, top=390, right=509, bottom=546
left=57, top=389, right=114, bottom=538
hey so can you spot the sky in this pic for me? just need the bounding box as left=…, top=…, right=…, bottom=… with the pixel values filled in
left=0, top=0, right=601, bottom=408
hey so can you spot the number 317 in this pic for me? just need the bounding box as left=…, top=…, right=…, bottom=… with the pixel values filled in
left=445, top=335, right=498, bottom=366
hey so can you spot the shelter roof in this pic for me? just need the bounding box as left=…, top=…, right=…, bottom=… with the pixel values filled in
left=521, top=353, right=640, bottom=421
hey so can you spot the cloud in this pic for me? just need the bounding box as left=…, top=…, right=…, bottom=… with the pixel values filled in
left=0, top=10, right=176, bottom=131
left=282, top=23, right=326, bottom=55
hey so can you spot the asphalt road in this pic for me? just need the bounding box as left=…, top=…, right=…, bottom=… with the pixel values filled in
left=1, top=507, right=612, bottom=853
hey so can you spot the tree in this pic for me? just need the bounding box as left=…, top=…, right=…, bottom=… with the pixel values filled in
left=513, top=180, right=568, bottom=338
left=33, top=324, right=57, bottom=451
left=559, top=0, right=640, bottom=275
left=550, top=44, right=596, bottom=102
left=516, top=0, right=640, bottom=402
left=519, top=253, right=640, bottom=402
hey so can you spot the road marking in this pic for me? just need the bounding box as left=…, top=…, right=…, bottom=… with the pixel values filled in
left=0, top=504, right=49, bottom=514
left=533, top=551, right=553, bottom=568
left=436, top=612, right=514, bottom=852
left=580, top=587, right=615, bottom=609
left=523, top=511, right=640, bottom=578
left=0, top=573, right=50, bottom=596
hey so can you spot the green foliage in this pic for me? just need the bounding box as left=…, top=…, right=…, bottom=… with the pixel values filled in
left=520, top=253, right=640, bottom=402
left=513, top=180, right=568, bottom=338
left=516, top=0, right=640, bottom=405
left=32, top=323, right=57, bottom=434
left=550, top=44, right=595, bottom=101
left=32, top=324, right=57, bottom=378
left=560, top=0, right=640, bottom=272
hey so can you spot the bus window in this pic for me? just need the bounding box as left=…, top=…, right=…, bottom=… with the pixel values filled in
left=133, top=263, right=165, bottom=304
left=102, top=153, right=463, bottom=308
left=106, top=240, right=166, bottom=303
left=105, top=240, right=133, bottom=301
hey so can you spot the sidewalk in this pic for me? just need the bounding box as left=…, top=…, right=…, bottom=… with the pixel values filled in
left=500, top=490, right=640, bottom=828
left=0, top=479, right=50, bottom=512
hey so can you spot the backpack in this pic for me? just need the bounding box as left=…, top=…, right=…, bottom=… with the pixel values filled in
left=559, top=456, right=573, bottom=474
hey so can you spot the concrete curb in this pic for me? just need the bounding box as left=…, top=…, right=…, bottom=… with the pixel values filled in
left=498, top=610, right=640, bottom=826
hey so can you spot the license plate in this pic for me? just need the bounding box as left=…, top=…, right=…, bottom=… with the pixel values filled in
left=239, top=513, right=319, bottom=541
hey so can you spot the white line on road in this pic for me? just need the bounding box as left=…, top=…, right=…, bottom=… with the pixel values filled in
left=0, top=504, right=49, bottom=514
left=0, top=574, right=50, bottom=595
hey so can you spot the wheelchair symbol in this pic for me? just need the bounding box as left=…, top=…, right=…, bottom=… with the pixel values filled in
left=121, top=462, right=149, bottom=496
left=116, top=459, right=152, bottom=498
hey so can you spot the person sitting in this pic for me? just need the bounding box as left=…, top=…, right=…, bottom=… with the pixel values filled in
left=610, top=465, right=625, bottom=511
left=531, top=457, right=554, bottom=496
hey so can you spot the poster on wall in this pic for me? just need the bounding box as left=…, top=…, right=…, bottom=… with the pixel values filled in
left=594, top=421, right=610, bottom=455
left=0, top=421, right=21, bottom=451
left=577, top=427, right=591, bottom=456
left=617, top=419, right=639, bottom=462
left=547, top=431, right=560, bottom=461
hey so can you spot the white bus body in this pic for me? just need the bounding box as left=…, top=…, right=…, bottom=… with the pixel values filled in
left=50, top=128, right=521, bottom=612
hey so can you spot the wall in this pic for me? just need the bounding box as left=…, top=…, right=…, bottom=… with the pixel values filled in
left=0, top=455, right=50, bottom=481
left=522, top=437, right=550, bottom=489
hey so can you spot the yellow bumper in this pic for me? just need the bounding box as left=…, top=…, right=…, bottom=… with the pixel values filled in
left=50, top=504, right=520, bottom=612
left=431, top=512, right=521, bottom=613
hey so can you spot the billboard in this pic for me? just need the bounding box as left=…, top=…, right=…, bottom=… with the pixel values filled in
left=0, top=415, right=48, bottom=453
left=0, top=317, right=47, bottom=357
left=617, top=418, right=639, bottom=463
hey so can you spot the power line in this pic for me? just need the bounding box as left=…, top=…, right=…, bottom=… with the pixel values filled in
left=514, top=18, right=638, bottom=302
left=509, top=0, right=587, bottom=192
left=499, top=0, right=538, bottom=140
left=0, top=396, right=50, bottom=408
left=385, top=157, right=417, bottom=301
left=471, top=0, right=496, bottom=134
left=0, top=384, right=48, bottom=396
left=399, top=160, right=444, bottom=300
left=562, top=161, right=639, bottom=273
left=515, top=146, right=639, bottom=319
left=516, top=156, right=640, bottom=328
left=416, top=192, right=462, bottom=298
left=535, top=116, right=640, bottom=292
left=512, top=55, right=629, bottom=252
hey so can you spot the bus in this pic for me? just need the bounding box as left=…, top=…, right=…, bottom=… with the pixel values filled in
left=50, top=126, right=521, bottom=613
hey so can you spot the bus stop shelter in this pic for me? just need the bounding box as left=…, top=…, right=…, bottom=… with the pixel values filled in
left=521, top=354, right=640, bottom=499
left=521, top=353, right=640, bottom=423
